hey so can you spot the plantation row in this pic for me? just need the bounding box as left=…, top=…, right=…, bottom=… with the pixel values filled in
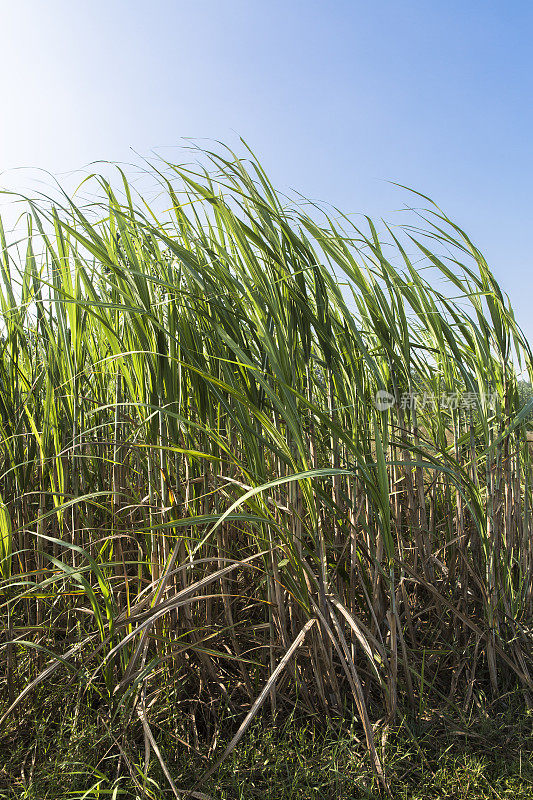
left=0, top=147, right=532, bottom=786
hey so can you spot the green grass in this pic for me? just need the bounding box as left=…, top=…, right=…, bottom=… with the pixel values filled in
left=1, top=692, right=531, bottom=799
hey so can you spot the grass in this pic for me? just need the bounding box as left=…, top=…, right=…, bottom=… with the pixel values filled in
left=0, top=141, right=532, bottom=795
left=1, top=691, right=531, bottom=798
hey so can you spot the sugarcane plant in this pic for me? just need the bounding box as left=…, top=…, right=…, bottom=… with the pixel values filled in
left=0, top=144, right=532, bottom=792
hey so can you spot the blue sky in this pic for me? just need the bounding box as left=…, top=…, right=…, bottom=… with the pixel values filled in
left=2, top=1, right=532, bottom=343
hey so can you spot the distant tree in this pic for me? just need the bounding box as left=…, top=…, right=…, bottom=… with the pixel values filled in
left=518, top=380, right=533, bottom=429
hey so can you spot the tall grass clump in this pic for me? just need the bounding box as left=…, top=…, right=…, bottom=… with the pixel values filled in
left=0, top=144, right=532, bottom=793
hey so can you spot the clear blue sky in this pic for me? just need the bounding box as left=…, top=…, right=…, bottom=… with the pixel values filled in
left=2, top=1, right=532, bottom=343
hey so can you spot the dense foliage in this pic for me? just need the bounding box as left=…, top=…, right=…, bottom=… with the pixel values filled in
left=1, top=145, right=532, bottom=794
